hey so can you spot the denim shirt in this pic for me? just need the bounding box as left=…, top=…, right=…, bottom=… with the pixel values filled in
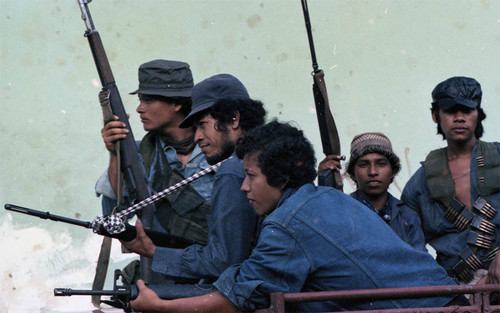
left=401, top=141, right=500, bottom=274
left=350, top=191, right=427, bottom=252
left=95, top=139, right=214, bottom=232
left=214, top=184, right=456, bottom=312
left=151, top=156, right=260, bottom=280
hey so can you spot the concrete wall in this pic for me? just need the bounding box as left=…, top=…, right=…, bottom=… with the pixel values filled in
left=1, top=1, right=499, bottom=311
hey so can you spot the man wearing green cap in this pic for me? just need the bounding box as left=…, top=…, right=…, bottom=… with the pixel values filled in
left=402, top=76, right=500, bottom=287
left=95, top=60, right=214, bottom=281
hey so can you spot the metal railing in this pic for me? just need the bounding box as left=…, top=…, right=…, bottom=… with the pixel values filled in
left=255, top=284, right=500, bottom=313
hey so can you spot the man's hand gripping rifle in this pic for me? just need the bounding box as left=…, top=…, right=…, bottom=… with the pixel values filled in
left=54, top=269, right=213, bottom=312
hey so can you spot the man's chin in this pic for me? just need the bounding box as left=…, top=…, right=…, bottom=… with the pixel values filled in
left=205, top=140, right=235, bottom=165
left=206, top=150, right=234, bottom=165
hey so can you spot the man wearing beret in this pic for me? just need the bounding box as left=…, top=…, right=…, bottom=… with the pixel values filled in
left=95, top=60, right=214, bottom=282
left=402, top=76, right=500, bottom=287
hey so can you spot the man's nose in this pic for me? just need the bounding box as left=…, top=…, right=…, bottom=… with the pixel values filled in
left=454, top=111, right=465, bottom=121
left=241, top=177, right=250, bottom=192
left=194, top=128, right=203, bottom=142
left=136, top=101, right=145, bottom=113
left=368, top=164, right=378, bottom=176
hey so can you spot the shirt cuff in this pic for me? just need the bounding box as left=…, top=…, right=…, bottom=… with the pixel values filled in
left=151, top=247, right=185, bottom=277
left=95, top=169, right=117, bottom=200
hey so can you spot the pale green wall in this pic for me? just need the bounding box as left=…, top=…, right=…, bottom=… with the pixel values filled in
left=1, top=1, right=499, bottom=311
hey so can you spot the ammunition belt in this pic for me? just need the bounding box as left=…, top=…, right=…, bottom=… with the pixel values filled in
left=444, top=196, right=498, bottom=283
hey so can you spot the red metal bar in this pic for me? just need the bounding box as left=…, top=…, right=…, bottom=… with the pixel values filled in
left=254, top=284, right=500, bottom=313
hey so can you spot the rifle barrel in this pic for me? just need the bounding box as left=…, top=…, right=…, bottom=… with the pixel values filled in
left=5, top=203, right=202, bottom=248
left=301, top=0, right=319, bottom=71
left=4, top=204, right=91, bottom=228
left=54, top=288, right=127, bottom=297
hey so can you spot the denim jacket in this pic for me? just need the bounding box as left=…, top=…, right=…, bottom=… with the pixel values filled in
left=351, top=191, right=427, bottom=252
left=151, top=156, right=260, bottom=281
left=402, top=141, right=500, bottom=275
left=215, top=184, right=456, bottom=312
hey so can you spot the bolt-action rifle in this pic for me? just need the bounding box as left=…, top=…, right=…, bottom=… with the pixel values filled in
left=301, top=0, right=343, bottom=191
left=76, top=0, right=156, bottom=281
left=54, top=269, right=213, bottom=312
left=4, top=204, right=202, bottom=248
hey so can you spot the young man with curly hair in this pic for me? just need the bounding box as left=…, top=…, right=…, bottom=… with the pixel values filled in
left=130, top=120, right=464, bottom=312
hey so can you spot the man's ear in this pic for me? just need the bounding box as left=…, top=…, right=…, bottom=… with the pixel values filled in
left=231, top=112, right=241, bottom=130
left=431, top=110, right=439, bottom=124
left=276, top=177, right=289, bottom=192
left=173, top=103, right=183, bottom=113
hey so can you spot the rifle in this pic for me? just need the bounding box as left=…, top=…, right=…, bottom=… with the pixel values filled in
left=4, top=204, right=202, bottom=248
left=301, top=0, right=344, bottom=191
left=54, top=269, right=214, bottom=312
left=77, top=0, right=155, bottom=281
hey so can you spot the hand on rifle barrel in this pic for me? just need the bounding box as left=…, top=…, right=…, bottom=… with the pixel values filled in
left=318, top=154, right=345, bottom=176
left=121, top=219, right=156, bottom=258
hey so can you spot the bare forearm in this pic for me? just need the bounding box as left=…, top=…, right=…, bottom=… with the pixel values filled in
left=159, top=292, right=238, bottom=313
left=131, top=289, right=239, bottom=313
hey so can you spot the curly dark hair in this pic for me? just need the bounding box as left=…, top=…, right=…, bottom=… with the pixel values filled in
left=236, top=120, right=317, bottom=189
left=208, top=98, right=266, bottom=132
left=431, top=103, right=487, bottom=140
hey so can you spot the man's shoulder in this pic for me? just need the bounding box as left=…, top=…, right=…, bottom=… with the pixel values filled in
left=276, top=184, right=361, bottom=219
left=479, top=140, right=500, bottom=153
left=216, top=156, right=244, bottom=177
left=405, top=165, right=426, bottom=189
left=392, top=196, right=420, bottom=219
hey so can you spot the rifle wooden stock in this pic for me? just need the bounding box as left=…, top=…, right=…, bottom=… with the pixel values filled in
left=77, top=0, right=154, bottom=282
left=312, top=72, right=343, bottom=189
left=302, top=0, right=343, bottom=191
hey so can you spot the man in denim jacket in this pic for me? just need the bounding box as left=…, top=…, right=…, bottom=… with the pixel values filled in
left=123, top=74, right=266, bottom=286
left=402, top=76, right=500, bottom=286
left=130, top=121, right=464, bottom=312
